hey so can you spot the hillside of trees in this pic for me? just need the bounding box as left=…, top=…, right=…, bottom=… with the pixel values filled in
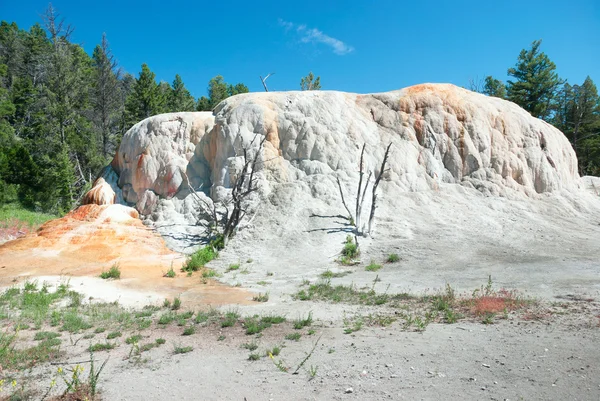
left=0, top=8, right=598, bottom=216
left=474, top=40, right=600, bottom=177
left=0, top=6, right=248, bottom=214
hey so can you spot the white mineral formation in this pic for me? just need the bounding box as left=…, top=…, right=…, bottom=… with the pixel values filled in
left=92, top=83, right=597, bottom=252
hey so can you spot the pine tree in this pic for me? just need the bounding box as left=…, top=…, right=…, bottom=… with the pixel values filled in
left=196, top=75, right=249, bottom=111
left=483, top=76, right=506, bottom=99
left=300, top=72, right=321, bottom=90
left=168, top=74, right=195, bottom=112
left=506, top=40, right=563, bottom=120
left=91, top=33, right=121, bottom=158
left=124, top=63, right=164, bottom=126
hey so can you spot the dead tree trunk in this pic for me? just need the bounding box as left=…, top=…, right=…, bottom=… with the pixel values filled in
left=367, top=143, right=392, bottom=236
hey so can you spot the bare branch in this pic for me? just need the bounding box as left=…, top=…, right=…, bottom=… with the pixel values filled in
left=355, top=144, right=366, bottom=231
left=368, top=143, right=392, bottom=235
left=336, top=176, right=353, bottom=223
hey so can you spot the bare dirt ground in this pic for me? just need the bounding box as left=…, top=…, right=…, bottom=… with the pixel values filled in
left=1, top=185, right=600, bottom=400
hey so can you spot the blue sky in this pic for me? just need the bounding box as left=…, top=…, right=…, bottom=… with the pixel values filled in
left=4, top=0, right=599, bottom=98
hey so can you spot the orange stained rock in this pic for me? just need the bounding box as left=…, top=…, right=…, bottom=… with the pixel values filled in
left=0, top=204, right=253, bottom=307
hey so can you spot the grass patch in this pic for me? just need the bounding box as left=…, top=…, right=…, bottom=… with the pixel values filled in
left=266, top=345, right=281, bottom=357
left=0, top=332, right=62, bottom=370
left=386, top=253, right=400, bottom=263
left=339, top=235, right=359, bottom=265
left=156, top=338, right=166, bottom=345
left=125, top=334, right=142, bottom=344
left=195, top=309, right=220, bottom=324
left=182, top=326, right=195, bottom=336
left=244, top=316, right=272, bottom=335
left=226, top=263, right=240, bottom=272
left=0, top=202, right=56, bottom=228
left=295, top=279, right=406, bottom=305
left=106, top=331, right=122, bottom=340
left=260, top=314, right=286, bottom=324
left=34, top=331, right=60, bottom=341
left=320, top=270, right=351, bottom=279
left=252, top=292, right=269, bottom=302
left=88, top=342, right=115, bottom=352
left=182, top=246, right=218, bottom=272
left=99, top=264, right=121, bottom=280
left=164, top=266, right=176, bottom=278
left=293, top=312, right=313, bottom=330
left=174, top=346, right=193, bottom=354
left=285, top=332, right=301, bottom=341
left=158, top=312, right=177, bottom=325
left=221, top=310, right=240, bottom=328
left=365, top=261, right=383, bottom=272
left=242, top=341, right=259, bottom=351
left=248, top=353, right=261, bottom=361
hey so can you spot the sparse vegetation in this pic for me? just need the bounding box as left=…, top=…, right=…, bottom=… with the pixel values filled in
left=226, top=263, right=240, bottom=272
left=88, top=342, right=115, bottom=352
left=365, top=261, right=383, bottom=271
left=293, top=312, right=313, bottom=330
left=125, top=334, right=142, bottom=344
left=171, top=297, right=182, bottom=310
left=339, top=235, right=359, bottom=265
left=164, top=266, right=176, bottom=278
left=252, top=292, right=269, bottom=302
left=106, top=331, right=122, bottom=340
left=285, top=332, right=301, bottom=341
left=242, top=341, right=259, bottom=351
left=320, top=269, right=351, bottom=279
left=248, top=352, right=261, bottom=361
left=99, top=263, right=121, bottom=279
left=182, top=246, right=218, bottom=272
left=182, top=326, right=195, bottom=336
left=386, top=253, right=400, bottom=263
left=174, top=345, right=193, bottom=354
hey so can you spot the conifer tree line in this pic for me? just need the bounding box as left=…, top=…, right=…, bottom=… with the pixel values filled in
left=0, top=6, right=248, bottom=213
left=475, top=40, right=600, bottom=176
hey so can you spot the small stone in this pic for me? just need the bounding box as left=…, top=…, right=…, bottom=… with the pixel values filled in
left=345, top=388, right=354, bottom=394
left=385, top=363, right=394, bottom=368
left=390, top=374, right=398, bottom=378
left=482, top=363, right=491, bottom=368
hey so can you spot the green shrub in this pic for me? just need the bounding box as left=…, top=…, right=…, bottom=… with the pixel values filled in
left=386, top=253, right=400, bottom=263
left=100, top=264, right=121, bottom=279
left=365, top=261, right=383, bottom=272
left=182, top=246, right=218, bottom=272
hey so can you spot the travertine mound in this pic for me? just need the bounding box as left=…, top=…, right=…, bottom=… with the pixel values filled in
left=89, top=83, right=594, bottom=251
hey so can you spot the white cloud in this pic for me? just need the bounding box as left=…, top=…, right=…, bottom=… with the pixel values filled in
left=279, top=20, right=354, bottom=56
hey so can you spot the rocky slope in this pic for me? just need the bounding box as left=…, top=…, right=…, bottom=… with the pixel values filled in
left=90, top=83, right=597, bottom=252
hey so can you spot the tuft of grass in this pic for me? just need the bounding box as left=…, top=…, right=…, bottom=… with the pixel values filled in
left=244, top=316, right=271, bottom=335
left=293, top=312, right=313, bottom=330
left=61, top=311, right=93, bottom=333
left=226, top=263, right=240, bottom=273
left=158, top=312, right=177, bottom=325
left=164, top=266, right=176, bottom=278
left=252, top=292, right=269, bottom=302
left=248, top=353, right=261, bottom=361
left=201, top=269, right=219, bottom=279
left=242, top=341, right=259, bottom=351
left=93, top=327, right=106, bottom=334
left=217, top=335, right=226, bottom=341
left=339, top=235, right=359, bottom=265
left=182, top=246, right=217, bottom=272
left=386, top=253, right=400, bottom=263
left=320, top=269, right=351, bottom=279
left=34, top=331, right=60, bottom=341
left=88, top=342, right=115, bottom=352
left=195, top=309, right=220, bottom=324
left=106, top=331, right=122, bottom=340
left=0, top=332, right=62, bottom=370
left=182, top=326, right=195, bottom=336
left=221, top=310, right=240, bottom=328
left=365, top=261, right=383, bottom=272
left=174, top=346, right=193, bottom=354
left=266, top=345, right=281, bottom=357
left=156, top=338, right=166, bottom=345
left=295, top=279, right=408, bottom=305
left=285, top=332, right=301, bottom=341
left=171, top=297, right=182, bottom=310
left=125, top=334, right=142, bottom=344
left=260, top=314, right=286, bottom=324
left=99, top=264, right=121, bottom=280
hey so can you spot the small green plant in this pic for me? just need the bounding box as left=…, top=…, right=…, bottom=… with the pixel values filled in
left=309, top=365, right=318, bottom=378
left=164, top=265, right=176, bottom=278
left=252, top=292, right=269, bottom=302
left=88, top=342, right=115, bottom=352
left=244, top=317, right=271, bottom=335
left=171, top=297, right=182, bottom=310
left=155, top=338, right=166, bottom=345
left=158, top=312, right=176, bottom=325
left=242, top=341, right=259, bottom=351
left=182, top=326, right=195, bottom=336
left=285, top=332, right=301, bottom=341
left=387, top=253, right=400, bottom=263
left=163, top=299, right=171, bottom=308
left=94, top=327, right=106, bottom=334
left=106, top=331, right=122, bottom=340
left=260, top=314, right=286, bottom=324
left=307, top=329, right=316, bottom=335
left=293, top=312, right=313, bottom=330
left=365, top=261, right=383, bottom=272
left=343, top=316, right=363, bottom=334
left=221, top=310, right=240, bottom=328
left=174, top=345, right=193, bottom=354
left=482, top=312, right=495, bottom=325
left=201, top=269, right=219, bottom=279
left=99, top=263, right=121, bottom=279
left=339, top=236, right=359, bottom=265
left=34, top=331, right=60, bottom=341
left=248, top=353, right=261, bottom=361
left=217, top=335, right=226, bottom=341
left=256, top=280, right=270, bottom=286
left=320, top=270, right=351, bottom=279
left=226, top=263, right=240, bottom=272
left=125, top=334, right=142, bottom=344
left=182, top=246, right=217, bottom=272
left=266, top=345, right=281, bottom=357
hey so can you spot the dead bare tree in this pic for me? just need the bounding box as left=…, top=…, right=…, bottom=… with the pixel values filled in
left=260, top=73, right=275, bottom=92
left=184, top=134, right=267, bottom=248
left=337, top=143, right=392, bottom=238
